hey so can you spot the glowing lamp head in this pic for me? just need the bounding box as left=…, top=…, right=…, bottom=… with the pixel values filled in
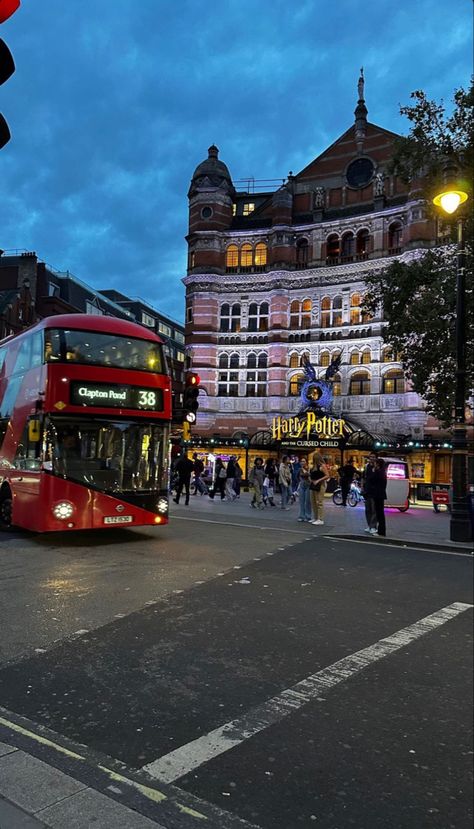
left=433, top=189, right=468, bottom=215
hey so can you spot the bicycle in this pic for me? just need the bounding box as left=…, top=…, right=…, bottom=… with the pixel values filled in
left=332, top=482, right=363, bottom=507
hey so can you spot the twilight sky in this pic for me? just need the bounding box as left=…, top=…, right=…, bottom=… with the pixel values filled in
left=0, top=0, right=472, bottom=323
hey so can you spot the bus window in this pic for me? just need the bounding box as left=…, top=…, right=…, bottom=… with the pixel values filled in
left=13, top=337, right=31, bottom=374
left=31, top=332, right=43, bottom=368
left=45, top=329, right=164, bottom=373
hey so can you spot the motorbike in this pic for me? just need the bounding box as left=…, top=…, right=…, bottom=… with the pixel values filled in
left=332, top=480, right=363, bottom=507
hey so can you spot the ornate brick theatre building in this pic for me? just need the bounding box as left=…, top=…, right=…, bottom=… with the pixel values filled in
left=183, top=73, right=457, bottom=492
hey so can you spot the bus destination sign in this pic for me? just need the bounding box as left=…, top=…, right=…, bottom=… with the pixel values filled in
left=70, top=382, right=163, bottom=411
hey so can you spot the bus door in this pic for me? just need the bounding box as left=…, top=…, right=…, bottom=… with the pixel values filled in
left=9, top=415, right=43, bottom=529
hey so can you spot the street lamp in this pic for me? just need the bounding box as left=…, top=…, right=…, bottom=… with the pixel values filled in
left=433, top=164, right=471, bottom=542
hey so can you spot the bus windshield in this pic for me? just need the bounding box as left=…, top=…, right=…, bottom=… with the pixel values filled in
left=45, top=417, right=168, bottom=493
left=45, top=328, right=164, bottom=373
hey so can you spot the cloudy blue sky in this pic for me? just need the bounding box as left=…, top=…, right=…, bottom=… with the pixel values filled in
left=0, top=0, right=472, bottom=323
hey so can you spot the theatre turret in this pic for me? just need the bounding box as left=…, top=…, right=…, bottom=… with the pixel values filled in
left=187, top=145, right=236, bottom=274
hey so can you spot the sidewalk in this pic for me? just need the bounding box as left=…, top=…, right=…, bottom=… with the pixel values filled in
left=175, top=490, right=473, bottom=552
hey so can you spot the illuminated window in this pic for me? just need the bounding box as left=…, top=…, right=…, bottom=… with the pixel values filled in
left=243, top=203, right=255, bottom=216
left=383, top=369, right=405, bottom=394
left=232, top=204, right=237, bottom=216
left=350, top=351, right=359, bottom=365
left=159, top=322, right=172, bottom=337
left=350, top=293, right=361, bottom=325
left=290, top=300, right=300, bottom=330
left=332, top=373, right=341, bottom=396
left=226, top=245, right=239, bottom=268
left=361, top=349, right=371, bottom=364
left=320, top=351, right=330, bottom=367
left=255, top=243, right=267, bottom=266
left=289, top=373, right=304, bottom=396
left=241, top=244, right=253, bottom=267
left=321, top=297, right=331, bottom=328
left=290, top=299, right=312, bottom=330
left=289, top=353, right=299, bottom=368
left=332, top=295, right=343, bottom=327
left=349, top=371, right=371, bottom=395
left=301, top=299, right=312, bottom=329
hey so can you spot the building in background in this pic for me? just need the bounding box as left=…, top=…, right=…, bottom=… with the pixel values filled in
left=0, top=251, right=186, bottom=424
left=183, top=73, right=457, bottom=495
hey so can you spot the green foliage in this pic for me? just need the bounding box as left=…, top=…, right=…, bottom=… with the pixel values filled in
left=365, top=81, right=473, bottom=425
left=364, top=251, right=473, bottom=425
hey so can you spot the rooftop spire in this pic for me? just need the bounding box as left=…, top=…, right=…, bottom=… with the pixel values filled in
left=354, top=67, right=368, bottom=155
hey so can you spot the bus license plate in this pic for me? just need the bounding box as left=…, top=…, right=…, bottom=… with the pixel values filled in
left=103, top=515, right=133, bottom=524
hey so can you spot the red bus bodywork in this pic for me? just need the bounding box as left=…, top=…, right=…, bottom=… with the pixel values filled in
left=0, top=315, right=172, bottom=532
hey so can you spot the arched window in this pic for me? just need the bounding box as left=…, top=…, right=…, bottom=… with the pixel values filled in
left=320, top=351, right=330, bottom=367
left=230, top=303, right=241, bottom=332
left=321, top=297, right=331, bottom=329
left=326, top=234, right=340, bottom=261
left=350, top=351, right=360, bottom=365
left=383, top=369, right=405, bottom=394
left=350, top=293, right=361, bottom=325
left=226, top=245, right=238, bottom=269
left=300, top=351, right=310, bottom=366
left=361, top=349, right=371, bottom=365
left=356, top=229, right=370, bottom=257
left=259, top=302, right=269, bottom=331
left=296, top=238, right=309, bottom=266
left=289, top=353, right=299, bottom=368
left=289, top=373, right=304, bottom=396
left=349, top=371, right=371, bottom=396
left=219, top=303, right=230, bottom=332
left=247, top=353, right=257, bottom=369
left=248, top=302, right=268, bottom=332
left=229, top=353, right=239, bottom=369
left=219, top=353, right=229, bottom=369
left=341, top=232, right=355, bottom=260
left=388, top=221, right=403, bottom=251
left=255, top=242, right=267, bottom=266
left=241, top=244, right=253, bottom=268
left=218, top=349, right=239, bottom=396
left=332, top=372, right=342, bottom=396
left=332, top=296, right=343, bottom=327
left=257, top=353, right=268, bottom=368
left=301, top=299, right=312, bottom=329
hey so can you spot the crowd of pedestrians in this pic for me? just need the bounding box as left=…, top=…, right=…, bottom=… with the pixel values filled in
left=171, top=450, right=388, bottom=535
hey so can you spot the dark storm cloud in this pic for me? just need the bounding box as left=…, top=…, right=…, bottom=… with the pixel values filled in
left=0, top=0, right=472, bottom=321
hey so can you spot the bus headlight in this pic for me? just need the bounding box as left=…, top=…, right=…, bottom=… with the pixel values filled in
left=52, top=501, right=75, bottom=520
left=157, top=497, right=168, bottom=514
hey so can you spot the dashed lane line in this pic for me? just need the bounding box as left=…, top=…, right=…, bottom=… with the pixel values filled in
left=325, top=535, right=474, bottom=557
left=143, top=601, right=473, bottom=783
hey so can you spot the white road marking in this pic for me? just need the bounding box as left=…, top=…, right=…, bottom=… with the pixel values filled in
left=172, top=515, right=314, bottom=534
left=326, top=536, right=474, bottom=558
left=143, top=601, right=473, bottom=783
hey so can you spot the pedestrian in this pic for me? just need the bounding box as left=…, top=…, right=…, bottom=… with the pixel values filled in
left=263, top=458, right=277, bottom=506
left=225, top=456, right=237, bottom=501
left=297, top=457, right=312, bottom=522
left=278, top=456, right=292, bottom=510
left=233, top=458, right=243, bottom=498
left=372, top=458, right=388, bottom=536
left=192, top=452, right=208, bottom=496
left=338, top=456, right=358, bottom=506
left=362, top=452, right=378, bottom=534
left=248, top=456, right=265, bottom=509
left=173, top=453, right=195, bottom=505
left=209, top=457, right=226, bottom=500
left=309, top=453, right=330, bottom=525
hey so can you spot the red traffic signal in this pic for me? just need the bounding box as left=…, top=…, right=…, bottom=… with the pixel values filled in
left=186, top=372, right=201, bottom=386
left=0, top=0, right=20, bottom=150
left=0, top=0, right=20, bottom=24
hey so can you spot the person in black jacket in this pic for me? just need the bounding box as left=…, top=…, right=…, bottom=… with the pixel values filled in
left=338, top=456, right=358, bottom=506
left=372, top=458, right=388, bottom=536
left=173, top=454, right=195, bottom=505
left=362, top=452, right=378, bottom=533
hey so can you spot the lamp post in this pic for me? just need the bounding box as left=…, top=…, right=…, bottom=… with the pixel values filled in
left=433, top=171, right=471, bottom=542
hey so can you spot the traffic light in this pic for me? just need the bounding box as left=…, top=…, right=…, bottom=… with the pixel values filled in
left=183, top=372, right=200, bottom=424
left=0, top=0, right=20, bottom=150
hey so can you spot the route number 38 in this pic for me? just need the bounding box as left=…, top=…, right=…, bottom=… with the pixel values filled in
left=138, top=390, right=157, bottom=407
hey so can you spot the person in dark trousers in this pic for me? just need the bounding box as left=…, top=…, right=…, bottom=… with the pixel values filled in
left=192, top=453, right=208, bottom=495
left=263, top=458, right=277, bottom=506
left=209, top=458, right=226, bottom=500
left=362, top=452, right=378, bottom=534
left=372, top=458, right=388, bottom=536
left=173, top=453, right=195, bottom=505
left=338, top=456, right=358, bottom=506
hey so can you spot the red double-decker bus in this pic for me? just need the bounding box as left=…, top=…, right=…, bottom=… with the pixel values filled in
left=0, top=314, right=172, bottom=532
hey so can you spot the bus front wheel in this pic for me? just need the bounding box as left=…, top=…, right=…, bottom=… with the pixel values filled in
left=0, top=488, right=13, bottom=530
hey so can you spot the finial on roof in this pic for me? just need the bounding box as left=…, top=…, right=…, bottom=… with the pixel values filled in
left=354, top=67, right=368, bottom=155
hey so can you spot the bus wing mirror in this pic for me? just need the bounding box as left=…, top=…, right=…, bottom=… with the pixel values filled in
left=28, top=419, right=41, bottom=442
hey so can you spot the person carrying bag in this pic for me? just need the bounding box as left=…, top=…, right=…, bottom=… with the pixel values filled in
left=309, top=453, right=330, bottom=525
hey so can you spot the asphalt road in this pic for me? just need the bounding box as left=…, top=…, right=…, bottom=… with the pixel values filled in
left=0, top=501, right=472, bottom=829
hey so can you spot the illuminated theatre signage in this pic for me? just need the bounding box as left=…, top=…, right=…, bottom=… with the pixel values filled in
left=271, top=413, right=346, bottom=443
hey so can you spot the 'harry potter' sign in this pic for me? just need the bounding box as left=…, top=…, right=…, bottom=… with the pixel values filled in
left=272, top=413, right=346, bottom=442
